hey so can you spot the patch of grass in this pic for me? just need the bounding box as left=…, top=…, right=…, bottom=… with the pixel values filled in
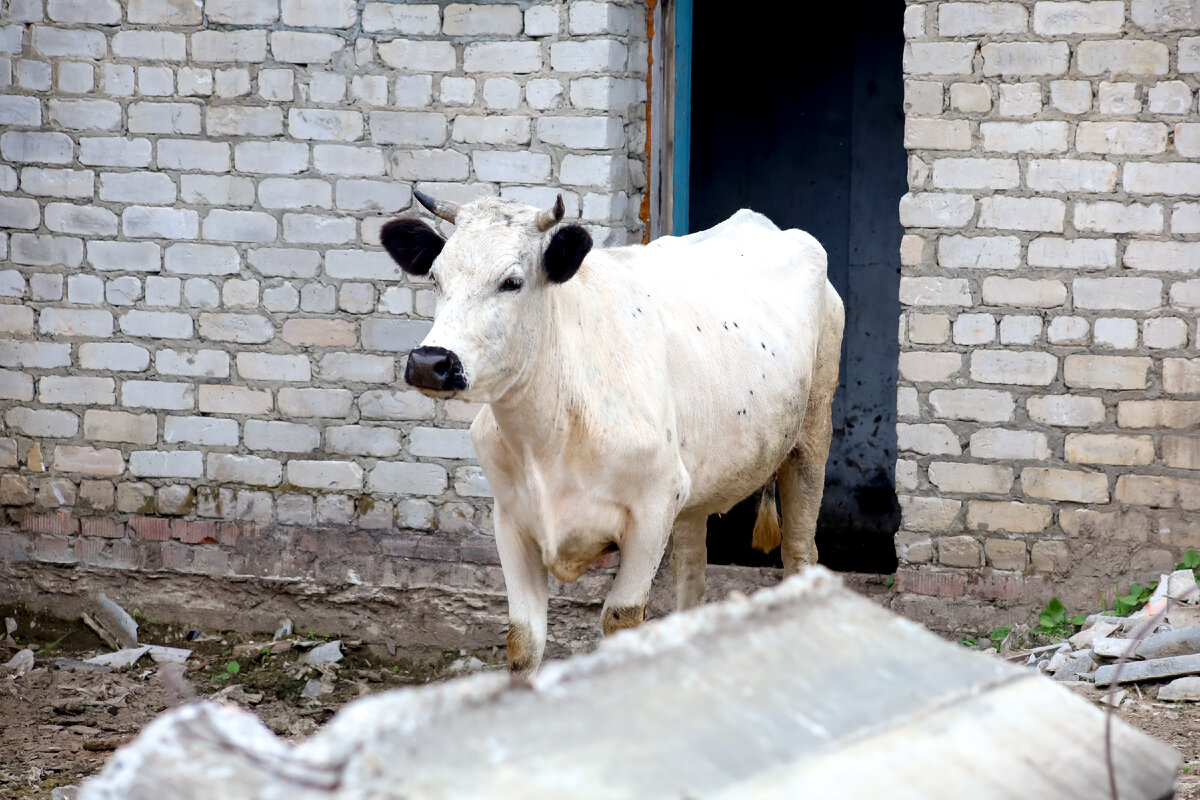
left=1177, top=549, right=1199, bottom=572
left=957, top=636, right=977, bottom=648
left=212, top=659, right=241, bottom=682
left=1114, top=582, right=1155, bottom=617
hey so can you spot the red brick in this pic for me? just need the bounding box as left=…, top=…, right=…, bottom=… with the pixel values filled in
left=33, top=535, right=78, bottom=564
left=895, top=567, right=966, bottom=599
left=217, top=522, right=239, bottom=547
left=161, top=541, right=191, bottom=570
left=173, top=520, right=217, bottom=545
left=81, top=518, right=127, bottom=539
left=21, top=511, right=79, bottom=535
left=130, top=516, right=171, bottom=541
left=969, top=573, right=1023, bottom=602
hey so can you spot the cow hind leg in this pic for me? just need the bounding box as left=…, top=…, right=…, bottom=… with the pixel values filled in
left=779, top=314, right=842, bottom=575
left=669, top=512, right=708, bottom=610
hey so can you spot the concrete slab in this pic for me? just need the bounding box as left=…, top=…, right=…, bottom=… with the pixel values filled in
left=79, top=567, right=1179, bottom=800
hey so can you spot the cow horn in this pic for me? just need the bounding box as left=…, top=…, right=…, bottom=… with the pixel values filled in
left=535, top=194, right=565, bottom=232
left=414, top=189, right=459, bottom=224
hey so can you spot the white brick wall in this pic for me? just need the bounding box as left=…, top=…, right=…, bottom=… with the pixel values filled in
left=0, top=0, right=649, bottom=536
left=901, top=0, right=1200, bottom=588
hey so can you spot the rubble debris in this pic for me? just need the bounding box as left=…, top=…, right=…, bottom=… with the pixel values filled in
left=51, top=787, right=79, bottom=800
left=55, top=657, right=111, bottom=672
left=146, top=645, right=192, bottom=664
left=4, top=648, right=34, bottom=677
left=274, top=619, right=294, bottom=641
left=1069, top=620, right=1118, bottom=650
left=1093, top=637, right=1138, bottom=659
left=302, top=640, right=343, bottom=665
left=94, top=595, right=139, bottom=649
left=1157, top=676, right=1200, bottom=702
left=84, top=646, right=151, bottom=670
left=1134, top=625, right=1200, bottom=660
left=1096, top=653, right=1200, bottom=686
left=78, top=568, right=1179, bottom=800
left=301, top=677, right=331, bottom=698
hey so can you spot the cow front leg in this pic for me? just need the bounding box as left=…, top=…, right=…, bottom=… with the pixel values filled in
left=602, top=509, right=675, bottom=636
left=494, top=507, right=549, bottom=675
left=669, top=511, right=708, bottom=610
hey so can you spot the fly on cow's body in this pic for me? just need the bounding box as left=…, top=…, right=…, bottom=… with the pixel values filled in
left=380, top=190, right=845, bottom=675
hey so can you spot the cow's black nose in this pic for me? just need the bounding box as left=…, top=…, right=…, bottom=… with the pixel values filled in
left=405, top=346, right=467, bottom=391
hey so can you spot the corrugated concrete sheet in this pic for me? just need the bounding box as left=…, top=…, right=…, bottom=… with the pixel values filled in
left=81, top=567, right=1179, bottom=800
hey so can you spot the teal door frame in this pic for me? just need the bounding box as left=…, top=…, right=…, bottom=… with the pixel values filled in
left=671, top=0, right=692, bottom=236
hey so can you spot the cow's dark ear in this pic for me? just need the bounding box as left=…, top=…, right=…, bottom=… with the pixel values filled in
left=380, top=218, right=445, bottom=276
left=542, top=224, right=592, bottom=284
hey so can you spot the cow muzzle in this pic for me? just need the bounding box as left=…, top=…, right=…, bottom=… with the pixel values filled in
left=405, top=346, right=468, bottom=392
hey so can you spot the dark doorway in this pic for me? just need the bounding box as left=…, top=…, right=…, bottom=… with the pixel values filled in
left=688, top=2, right=905, bottom=573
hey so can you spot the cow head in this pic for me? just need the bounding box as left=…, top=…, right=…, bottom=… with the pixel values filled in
left=381, top=191, right=592, bottom=402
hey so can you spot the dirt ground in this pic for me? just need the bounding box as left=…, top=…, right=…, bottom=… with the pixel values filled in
left=2, top=606, right=1198, bottom=799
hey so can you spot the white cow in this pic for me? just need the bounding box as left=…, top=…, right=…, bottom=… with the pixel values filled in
left=381, top=192, right=844, bottom=674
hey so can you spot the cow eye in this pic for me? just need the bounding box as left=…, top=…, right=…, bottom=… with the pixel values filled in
left=499, top=276, right=523, bottom=293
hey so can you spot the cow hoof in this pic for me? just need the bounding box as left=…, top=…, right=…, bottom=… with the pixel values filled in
left=506, top=621, right=536, bottom=674
left=601, top=604, right=645, bottom=636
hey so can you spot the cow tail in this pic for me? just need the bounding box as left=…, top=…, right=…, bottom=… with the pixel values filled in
left=751, top=479, right=782, bottom=553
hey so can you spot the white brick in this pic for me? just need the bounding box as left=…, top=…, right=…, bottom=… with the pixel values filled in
left=898, top=193, right=974, bottom=228
left=258, top=178, right=332, bottom=210
left=970, top=429, right=1050, bottom=460
left=394, top=74, right=432, bottom=107
left=363, top=3, right=440, bottom=33
left=903, top=42, right=975, bottom=75
left=482, top=77, right=520, bottom=109
left=281, top=0, right=354, bottom=26
left=232, top=140, right=307, bottom=175
left=129, top=451, right=203, bottom=478
left=1028, top=394, right=1105, bottom=427
left=1033, top=1, right=1124, bottom=34
left=6, top=407, right=77, bottom=438
left=1125, top=162, right=1200, bottom=195
left=32, top=27, right=106, bottom=58
left=12, top=233, right=83, bottom=267
left=1124, top=241, right=1200, bottom=274
left=128, top=102, right=200, bottom=134
left=119, top=309, right=193, bottom=339
left=198, top=313, right=274, bottom=344
left=21, top=168, right=94, bottom=199
left=569, top=77, right=641, bottom=111
left=947, top=83, right=989, bottom=113
left=122, top=206, right=199, bottom=239
left=351, top=75, right=388, bottom=106
left=98, top=172, right=175, bottom=205
left=1148, top=81, right=1193, bottom=114
left=1074, top=201, right=1162, bottom=234
left=0, top=197, right=40, bottom=229
left=1049, top=80, right=1093, bottom=114
left=938, top=236, right=1020, bottom=269
left=904, top=119, right=969, bottom=151
left=526, top=78, right=565, bottom=110
left=86, top=241, right=160, bottom=272
left=121, top=380, right=194, bottom=409
left=378, top=39, right=456, bottom=72
left=978, top=196, right=1064, bottom=232
left=39, top=308, right=112, bottom=338
left=47, top=0, right=120, bottom=23
left=900, top=277, right=971, bottom=307
left=970, top=350, right=1058, bottom=385
left=929, top=388, right=1014, bottom=422
left=370, top=111, right=446, bottom=146
left=391, top=149, right=469, bottom=181
left=368, top=461, right=447, bottom=495
left=79, top=137, right=152, bottom=168
left=1000, top=315, right=1041, bottom=344
left=439, top=76, right=476, bottom=106
left=181, top=175, right=255, bottom=207
left=550, top=39, right=625, bottom=73
left=2, top=131, right=72, bottom=164
left=452, top=115, right=530, bottom=145
left=1173, top=203, right=1200, bottom=234
left=105, top=276, right=142, bottom=306
left=897, top=423, right=961, bottom=456
left=114, top=32, right=189, bottom=61
left=207, top=453, right=283, bottom=486
left=982, top=277, right=1065, bottom=307
left=997, top=83, right=1043, bottom=117
left=982, top=42, right=1069, bottom=76
left=270, top=32, right=343, bottom=64
left=244, top=420, right=318, bottom=452
left=953, top=313, right=996, bottom=344
left=930, top=158, right=1018, bottom=190
left=144, top=276, right=180, bottom=307
left=1097, top=81, right=1140, bottom=113
left=1074, top=277, right=1162, bottom=310
left=1144, top=317, right=1188, bottom=349
left=980, top=121, right=1069, bottom=153
left=185, top=279, right=219, bottom=309
left=1094, top=317, right=1138, bottom=349
left=409, top=427, right=475, bottom=459
left=278, top=387, right=352, bottom=417
left=1077, top=40, right=1168, bottom=75
left=163, top=416, right=237, bottom=446
left=1064, top=355, right=1152, bottom=389
left=444, top=3, right=522, bottom=34
left=162, top=243, right=240, bottom=276
left=464, top=41, right=542, bottom=73
left=334, top=180, right=410, bottom=213
left=237, top=353, right=310, bottom=382
left=314, top=145, right=386, bottom=177
left=1027, top=238, right=1115, bottom=270
left=288, top=108, right=363, bottom=142
left=44, top=203, right=115, bottom=237
left=1078, top=122, right=1168, bottom=156
left=283, top=213, right=354, bottom=243
left=156, top=349, right=229, bottom=377
left=202, top=210, right=278, bottom=243
left=473, top=150, right=552, bottom=183
left=1026, top=159, right=1116, bottom=192
left=938, top=2, right=1027, bottom=34
left=1171, top=280, right=1200, bottom=308
left=929, top=462, right=1014, bottom=494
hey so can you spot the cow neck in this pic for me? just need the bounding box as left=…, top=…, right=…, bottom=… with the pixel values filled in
left=486, top=281, right=586, bottom=453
